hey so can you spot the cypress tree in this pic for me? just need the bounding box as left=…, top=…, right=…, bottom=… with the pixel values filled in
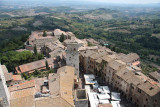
left=43, top=31, right=47, bottom=37
left=45, top=60, right=49, bottom=70
left=59, top=33, right=65, bottom=42
left=34, top=45, right=37, bottom=55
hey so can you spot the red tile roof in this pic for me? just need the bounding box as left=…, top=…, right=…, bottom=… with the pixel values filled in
left=9, top=80, right=35, bottom=92
left=16, top=58, right=54, bottom=73
left=12, top=75, right=22, bottom=81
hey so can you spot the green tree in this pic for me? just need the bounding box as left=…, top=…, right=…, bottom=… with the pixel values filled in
left=45, top=60, right=50, bottom=70
left=21, top=73, right=28, bottom=80
left=43, top=31, right=47, bottom=37
left=59, top=33, right=65, bottom=42
left=0, top=51, right=43, bottom=73
left=88, top=42, right=95, bottom=47
left=34, top=45, right=37, bottom=55
left=33, top=69, right=40, bottom=76
left=151, top=57, right=154, bottom=61
left=153, top=24, right=156, bottom=28
left=112, top=46, right=116, bottom=52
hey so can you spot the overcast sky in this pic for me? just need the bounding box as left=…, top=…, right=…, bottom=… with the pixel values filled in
left=82, top=0, right=160, bottom=4
left=0, top=0, right=160, bottom=5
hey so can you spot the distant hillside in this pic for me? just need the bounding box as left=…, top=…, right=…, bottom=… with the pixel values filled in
left=0, top=7, right=77, bottom=17
left=89, top=8, right=118, bottom=14
left=83, top=8, right=122, bottom=20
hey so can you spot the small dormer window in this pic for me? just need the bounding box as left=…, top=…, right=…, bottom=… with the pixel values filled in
left=149, top=87, right=154, bottom=90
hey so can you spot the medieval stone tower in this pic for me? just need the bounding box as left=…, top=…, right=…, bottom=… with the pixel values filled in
left=66, top=40, right=80, bottom=78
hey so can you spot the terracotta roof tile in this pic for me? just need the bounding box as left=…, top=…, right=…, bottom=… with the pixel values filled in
left=9, top=80, right=35, bottom=92
left=58, top=66, right=75, bottom=106
left=149, top=71, right=160, bottom=82
left=118, top=53, right=139, bottom=63
left=12, top=75, right=22, bottom=81
left=16, top=58, right=54, bottom=73
left=108, top=60, right=126, bottom=71
left=10, top=87, right=35, bottom=99
left=102, top=55, right=116, bottom=63
left=80, top=50, right=96, bottom=57
left=10, top=95, right=35, bottom=107
left=137, top=81, right=160, bottom=97
left=36, top=66, right=75, bottom=107
left=35, top=96, right=73, bottom=107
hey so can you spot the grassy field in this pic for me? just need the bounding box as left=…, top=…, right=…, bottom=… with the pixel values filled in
left=0, top=17, right=33, bottom=28
left=152, top=33, right=160, bottom=39
left=109, top=29, right=131, bottom=33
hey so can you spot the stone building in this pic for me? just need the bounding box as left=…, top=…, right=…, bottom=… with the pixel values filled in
left=64, top=38, right=85, bottom=47
left=79, top=48, right=115, bottom=75
left=112, top=67, right=135, bottom=99
left=53, top=29, right=75, bottom=40
left=106, top=60, right=126, bottom=85
left=88, top=51, right=108, bottom=74
left=27, top=31, right=56, bottom=52
left=26, top=29, right=75, bottom=52
left=95, top=55, right=117, bottom=83
left=9, top=66, right=78, bottom=107
left=149, top=71, right=160, bottom=83
left=1, top=65, right=23, bottom=87
left=1, top=65, right=13, bottom=86
left=40, top=41, right=65, bottom=59
left=66, top=39, right=81, bottom=77
left=79, top=46, right=160, bottom=107
left=37, top=66, right=76, bottom=107
left=117, top=53, right=140, bottom=66
left=0, top=64, right=10, bottom=107
left=74, top=89, right=88, bottom=107
left=79, top=50, right=96, bottom=74
left=112, top=68, right=160, bottom=107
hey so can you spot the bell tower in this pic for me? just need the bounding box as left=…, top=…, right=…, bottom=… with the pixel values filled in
left=66, top=40, right=80, bottom=77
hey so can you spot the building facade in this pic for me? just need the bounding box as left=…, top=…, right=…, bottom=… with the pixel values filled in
left=79, top=49, right=160, bottom=107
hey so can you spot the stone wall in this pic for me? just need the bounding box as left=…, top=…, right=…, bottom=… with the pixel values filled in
left=0, top=64, right=10, bottom=106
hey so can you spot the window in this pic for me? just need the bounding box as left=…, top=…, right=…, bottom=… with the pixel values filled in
left=155, top=100, right=157, bottom=103
left=131, top=86, right=134, bottom=89
left=138, top=88, right=141, bottom=93
left=149, top=87, right=154, bottom=90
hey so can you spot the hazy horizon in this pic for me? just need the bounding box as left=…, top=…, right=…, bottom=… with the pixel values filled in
left=1, top=0, right=160, bottom=9
left=66, top=0, right=160, bottom=4
left=0, top=0, right=160, bottom=4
